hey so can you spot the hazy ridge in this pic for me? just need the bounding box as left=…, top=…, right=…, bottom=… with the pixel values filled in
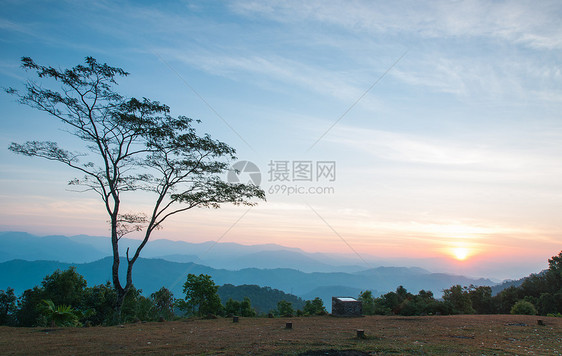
left=0, top=232, right=499, bottom=309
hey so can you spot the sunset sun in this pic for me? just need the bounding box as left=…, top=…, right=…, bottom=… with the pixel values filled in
left=452, top=247, right=470, bottom=261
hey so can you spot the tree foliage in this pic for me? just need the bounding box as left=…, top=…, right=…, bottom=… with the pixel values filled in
left=275, top=300, right=295, bottom=317
left=0, top=288, right=17, bottom=326
left=6, top=267, right=179, bottom=326
left=14, top=267, right=88, bottom=326
left=303, top=297, right=327, bottom=316
left=81, top=282, right=118, bottom=325
left=468, top=285, right=493, bottom=314
left=510, top=300, right=537, bottom=315
left=358, top=290, right=376, bottom=315
left=354, top=251, right=562, bottom=317
left=442, top=285, right=475, bottom=315
left=363, top=287, right=447, bottom=316
left=494, top=251, right=562, bottom=315
left=41, top=267, right=87, bottom=307
left=150, top=287, right=176, bottom=321
left=3, top=252, right=562, bottom=325
left=218, top=284, right=305, bottom=314
left=179, top=274, right=223, bottom=317
left=225, top=297, right=256, bottom=317
left=40, top=299, right=82, bottom=327
left=7, top=57, right=265, bottom=315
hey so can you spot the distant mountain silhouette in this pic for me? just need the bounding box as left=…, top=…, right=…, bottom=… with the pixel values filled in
left=0, top=256, right=495, bottom=305
left=0, top=232, right=107, bottom=263
left=0, top=231, right=502, bottom=309
left=490, top=270, right=546, bottom=296
left=0, top=231, right=367, bottom=272
left=225, top=250, right=335, bottom=271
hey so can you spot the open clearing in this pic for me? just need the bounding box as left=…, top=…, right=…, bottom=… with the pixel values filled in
left=1, top=315, right=561, bottom=355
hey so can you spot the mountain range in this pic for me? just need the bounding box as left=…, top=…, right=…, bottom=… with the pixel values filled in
left=0, top=257, right=495, bottom=307
left=0, top=231, right=497, bottom=311
left=0, top=231, right=366, bottom=273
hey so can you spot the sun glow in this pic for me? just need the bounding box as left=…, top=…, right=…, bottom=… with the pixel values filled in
left=452, top=247, right=469, bottom=261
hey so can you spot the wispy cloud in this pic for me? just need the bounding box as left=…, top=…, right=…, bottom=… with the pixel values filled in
left=230, top=0, right=562, bottom=49
left=392, top=53, right=562, bottom=101
left=159, top=48, right=387, bottom=107
left=322, top=124, right=562, bottom=182
left=325, top=125, right=496, bottom=166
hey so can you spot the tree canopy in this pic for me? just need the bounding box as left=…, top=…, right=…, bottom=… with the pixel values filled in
left=7, top=56, right=265, bottom=314
left=179, top=274, right=223, bottom=317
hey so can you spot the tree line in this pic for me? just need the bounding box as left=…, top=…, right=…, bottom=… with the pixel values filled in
left=0, top=269, right=326, bottom=327
left=0, top=267, right=174, bottom=327
left=1, top=251, right=560, bottom=327
left=359, top=251, right=562, bottom=317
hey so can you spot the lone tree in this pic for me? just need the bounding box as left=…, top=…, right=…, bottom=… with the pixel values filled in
left=6, top=57, right=265, bottom=315
left=179, top=274, right=223, bottom=317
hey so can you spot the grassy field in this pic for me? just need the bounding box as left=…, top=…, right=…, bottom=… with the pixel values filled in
left=1, top=314, right=561, bottom=355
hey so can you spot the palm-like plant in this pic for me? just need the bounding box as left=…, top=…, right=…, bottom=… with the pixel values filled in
left=41, top=300, right=81, bottom=327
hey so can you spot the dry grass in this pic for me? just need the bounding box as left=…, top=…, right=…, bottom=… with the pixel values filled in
left=1, top=314, right=561, bottom=355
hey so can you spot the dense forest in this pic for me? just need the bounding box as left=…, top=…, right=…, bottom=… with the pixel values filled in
left=218, top=284, right=306, bottom=313
left=0, top=251, right=560, bottom=327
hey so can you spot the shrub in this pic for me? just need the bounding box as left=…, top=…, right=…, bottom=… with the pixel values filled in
left=303, top=297, right=327, bottom=316
left=510, top=300, right=537, bottom=315
left=276, top=300, right=294, bottom=317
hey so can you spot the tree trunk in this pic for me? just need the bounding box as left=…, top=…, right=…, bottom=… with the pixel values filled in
left=110, top=210, right=126, bottom=320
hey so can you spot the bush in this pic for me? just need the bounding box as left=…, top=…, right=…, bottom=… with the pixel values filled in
left=303, top=297, right=327, bottom=316
left=225, top=297, right=256, bottom=317
left=510, top=300, right=537, bottom=315
left=276, top=300, right=294, bottom=317
left=120, top=286, right=153, bottom=323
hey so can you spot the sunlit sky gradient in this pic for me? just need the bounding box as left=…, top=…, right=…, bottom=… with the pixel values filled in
left=1, top=1, right=561, bottom=280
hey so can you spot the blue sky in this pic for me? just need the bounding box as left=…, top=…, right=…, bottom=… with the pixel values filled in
left=1, top=0, right=561, bottom=279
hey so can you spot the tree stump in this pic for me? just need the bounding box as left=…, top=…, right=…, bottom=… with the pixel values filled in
left=285, top=322, right=292, bottom=329
left=356, top=329, right=366, bottom=339
left=537, top=319, right=545, bottom=326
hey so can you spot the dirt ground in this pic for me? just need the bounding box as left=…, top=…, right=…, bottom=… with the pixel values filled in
left=0, top=314, right=560, bottom=355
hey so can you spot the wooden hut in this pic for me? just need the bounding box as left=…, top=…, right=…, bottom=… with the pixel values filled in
left=332, top=297, right=362, bottom=317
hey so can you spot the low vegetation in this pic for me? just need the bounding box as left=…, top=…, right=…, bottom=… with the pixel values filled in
left=0, top=251, right=560, bottom=328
